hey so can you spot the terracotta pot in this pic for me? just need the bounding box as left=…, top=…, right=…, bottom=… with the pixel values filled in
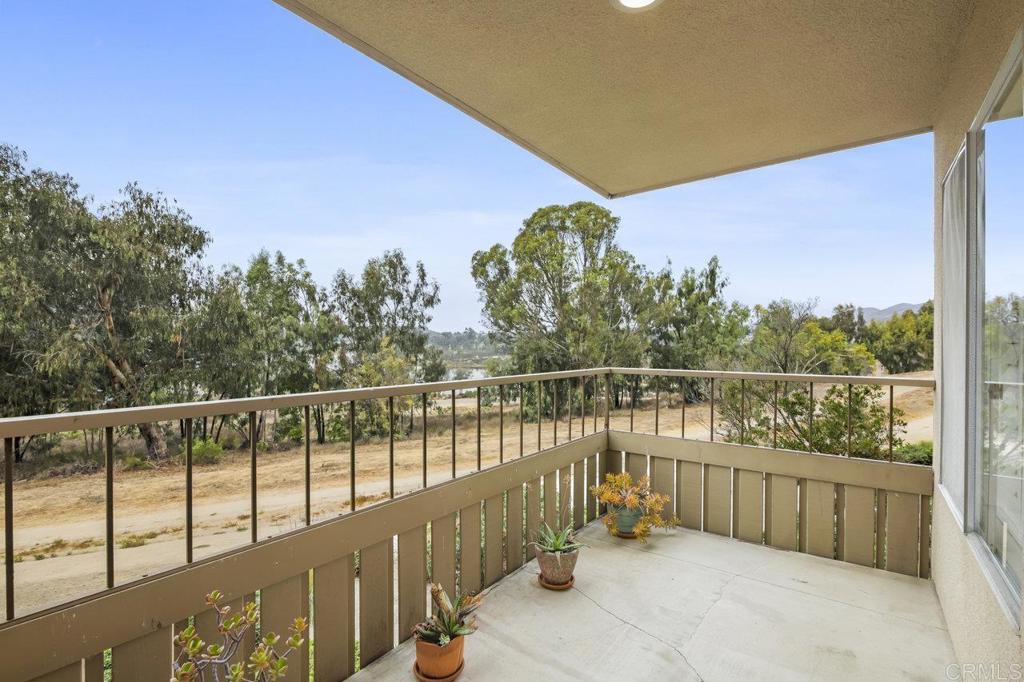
left=535, top=547, right=579, bottom=586
left=415, top=635, right=465, bottom=680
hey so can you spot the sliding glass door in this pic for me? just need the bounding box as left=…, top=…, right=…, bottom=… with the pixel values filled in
left=977, top=60, right=1023, bottom=595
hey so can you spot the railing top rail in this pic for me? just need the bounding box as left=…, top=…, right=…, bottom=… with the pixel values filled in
left=606, top=367, right=936, bottom=389
left=0, top=366, right=934, bottom=439
left=0, top=368, right=601, bottom=439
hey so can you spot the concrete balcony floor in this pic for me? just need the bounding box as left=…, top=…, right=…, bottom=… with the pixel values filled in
left=353, top=522, right=954, bottom=682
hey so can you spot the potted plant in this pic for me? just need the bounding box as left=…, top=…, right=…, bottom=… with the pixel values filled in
left=591, top=472, right=675, bottom=541
left=531, top=521, right=586, bottom=590
left=171, top=590, right=307, bottom=682
left=411, top=583, right=482, bottom=681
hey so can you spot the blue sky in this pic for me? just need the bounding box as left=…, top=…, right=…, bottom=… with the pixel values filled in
left=0, top=1, right=937, bottom=331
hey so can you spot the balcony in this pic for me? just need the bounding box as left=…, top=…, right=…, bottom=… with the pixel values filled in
left=0, top=368, right=941, bottom=682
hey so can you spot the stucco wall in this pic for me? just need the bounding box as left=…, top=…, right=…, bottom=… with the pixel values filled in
left=932, top=0, right=1024, bottom=668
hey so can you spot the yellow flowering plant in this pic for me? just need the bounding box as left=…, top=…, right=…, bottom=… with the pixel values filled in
left=590, top=472, right=676, bottom=542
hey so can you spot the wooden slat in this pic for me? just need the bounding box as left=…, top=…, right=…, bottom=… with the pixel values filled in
left=30, top=663, right=80, bottom=682
left=585, top=453, right=598, bottom=522
left=572, top=459, right=586, bottom=529
left=626, top=452, right=647, bottom=482
left=459, top=502, right=482, bottom=595
left=732, top=469, right=763, bottom=543
left=313, top=555, right=355, bottom=681
left=676, top=461, right=702, bottom=530
left=542, top=471, right=558, bottom=529
left=430, top=515, right=456, bottom=600
left=875, top=489, right=888, bottom=569
left=83, top=655, right=103, bottom=682
left=112, top=626, right=171, bottom=682
left=358, top=539, right=394, bottom=666
left=558, top=465, right=572, bottom=525
left=525, top=478, right=540, bottom=559
left=919, top=495, right=932, bottom=579
left=841, top=485, right=876, bottom=567
left=398, top=526, right=427, bottom=643
left=506, top=484, right=524, bottom=571
left=800, top=480, right=835, bottom=559
left=484, top=495, right=503, bottom=586
left=765, top=475, right=798, bottom=550
left=703, top=464, right=731, bottom=536
left=261, top=573, right=309, bottom=682
left=885, top=491, right=920, bottom=576
left=650, top=456, right=674, bottom=522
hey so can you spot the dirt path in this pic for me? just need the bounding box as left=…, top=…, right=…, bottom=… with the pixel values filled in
left=0, top=379, right=933, bottom=620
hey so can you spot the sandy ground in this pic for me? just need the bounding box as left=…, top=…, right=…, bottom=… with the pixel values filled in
left=0, top=377, right=933, bottom=621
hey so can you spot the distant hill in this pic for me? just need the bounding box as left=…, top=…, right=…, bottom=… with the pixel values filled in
left=859, top=303, right=924, bottom=323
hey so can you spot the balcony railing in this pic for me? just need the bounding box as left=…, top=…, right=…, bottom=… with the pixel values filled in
left=0, top=367, right=935, bottom=682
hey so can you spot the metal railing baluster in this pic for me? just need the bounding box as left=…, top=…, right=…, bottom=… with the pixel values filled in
left=476, top=387, right=482, bottom=471
left=249, top=413, right=257, bottom=542
left=808, top=383, right=814, bottom=453
left=499, top=384, right=504, bottom=463
left=388, top=396, right=395, bottom=498
left=349, top=401, right=356, bottom=510
left=710, top=378, right=715, bottom=442
left=655, top=380, right=660, bottom=435
left=304, top=406, right=311, bottom=525
left=739, top=379, right=745, bottom=445
left=553, top=380, right=558, bottom=445
left=519, top=383, right=524, bottom=458
left=422, top=393, right=428, bottom=488
left=847, top=384, right=853, bottom=457
left=186, top=419, right=194, bottom=560
left=680, top=378, right=686, bottom=439
left=106, top=426, right=114, bottom=587
left=537, top=381, right=542, bottom=451
left=451, top=390, right=456, bottom=478
left=773, top=381, right=779, bottom=449
left=889, top=385, right=895, bottom=462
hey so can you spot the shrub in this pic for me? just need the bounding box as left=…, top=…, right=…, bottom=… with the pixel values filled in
left=120, top=454, right=153, bottom=472
left=119, top=534, right=147, bottom=549
left=191, top=438, right=224, bottom=466
left=895, top=441, right=933, bottom=466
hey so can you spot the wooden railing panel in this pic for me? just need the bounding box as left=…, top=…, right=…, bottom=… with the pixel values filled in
left=800, top=480, right=835, bottom=559
left=506, top=485, right=524, bottom=571
left=885, top=491, right=920, bottom=576
left=459, top=503, right=482, bottom=595
left=841, top=485, right=876, bottom=567
left=31, top=663, right=80, bottom=682
left=919, top=496, right=932, bottom=579
left=542, top=471, right=557, bottom=529
left=676, top=461, right=702, bottom=530
left=430, top=515, right=456, bottom=600
left=484, top=495, right=503, bottom=586
left=358, top=539, right=394, bottom=666
left=704, top=465, right=731, bottom=537
left=650, top=457, right=674, bottom=523
left=398, top=526, right=427, bottom=643
left=626, top=452, right=647, bottom=483
left=83, top=655, right=103, bottom=682
left=765, top=474, right=798, bottom=551
left=313, top=555, right=355, bottom=681
left=261, top=574, right=309, bottom=682
left=733, top=469, right=763, bottom=543
left=525, top=478, right=540, bottom=555
left=558, top=465, right=572, bottom=524
left=572, top=459, right=586, bottom=529
left=585, top=453, right=598, bottom=522
left=112, top=626, right=171, bottom=682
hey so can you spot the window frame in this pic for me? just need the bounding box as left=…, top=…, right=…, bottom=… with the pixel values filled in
left=964, top=29, right=1024, bottom=624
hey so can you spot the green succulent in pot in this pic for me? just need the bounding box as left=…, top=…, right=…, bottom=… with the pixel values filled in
left=412, top=583, right=482, bottom=679
left=531, top=522, right=587, bottom=589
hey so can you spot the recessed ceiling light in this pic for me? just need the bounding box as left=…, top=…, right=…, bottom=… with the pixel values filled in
left=612, top=0, right=664, bottom=12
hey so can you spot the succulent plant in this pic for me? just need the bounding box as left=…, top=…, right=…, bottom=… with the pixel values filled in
left=591, top=472, right=676, bottom=541
left=171, top=590, right=307, bottom=682
left=412, top=583, right=482, bottom=647
left=531, top=522, right=586, bottom=554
